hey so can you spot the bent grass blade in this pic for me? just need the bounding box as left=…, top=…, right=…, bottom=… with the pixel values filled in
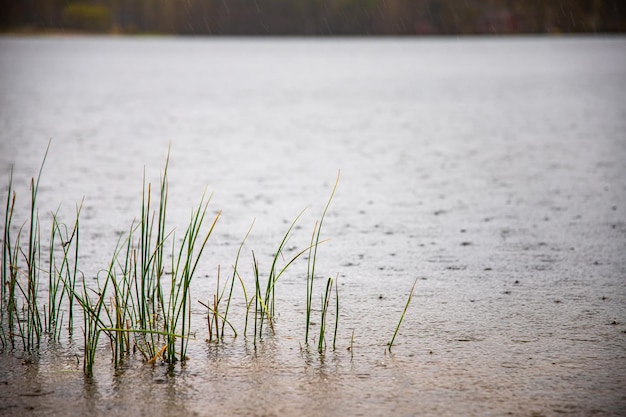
left=387, top=279, right=417, bottom=351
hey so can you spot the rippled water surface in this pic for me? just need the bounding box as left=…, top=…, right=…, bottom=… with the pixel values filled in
left=1, top=35, right=626, bottom=416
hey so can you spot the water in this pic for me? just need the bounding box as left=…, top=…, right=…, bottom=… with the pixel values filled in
left=1, top=35, right=626, bottom=416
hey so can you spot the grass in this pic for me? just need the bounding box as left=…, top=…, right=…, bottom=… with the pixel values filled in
left=1, top=145, right=418, bottom=377
left=387, top=278, right=417, bottom=351
left=306, top=171, right=339, bottom=345
left=46, top=201, right=82, bottom=340
left=0, top=141, right=50, bottom=353
left=73, top=271, right=110, bottom=376
left=1, top=166, right=15, bottom=350
left=317, top=276, right=333, bottom=353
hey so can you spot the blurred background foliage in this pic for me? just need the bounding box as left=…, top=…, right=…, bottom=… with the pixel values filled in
left=1, top=0, right=624, bottom=35
left=61, top=2, right=111, bottom=32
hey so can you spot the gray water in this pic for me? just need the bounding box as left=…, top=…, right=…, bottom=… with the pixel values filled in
left=1, top=35, right=626, bottom=416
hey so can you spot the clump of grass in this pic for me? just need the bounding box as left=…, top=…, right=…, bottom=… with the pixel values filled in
left=95, top=150, right=220, bottom=366
left=3, top=144, right=420, bottom=379
left=200, top=265, right=236, bottom=342
left=387, top=279, right=417, bottom=351
left=73, top=272, right=111, bottom=377
left=305, top=171, right=339, bottom=346
left=257, top=210, right=307, bottom=338
left=0, top=142, right=50, bottom=353
left=39, top=148, right=221, bottom=373
left=22, top=144, right=46, bottom=353
left=46, top=201, right=82, bottom=340
left=231, top=221, right=255, bottom=339
left=1, top=166, right=16, bottom=350
left=205, top=210, right=317, bottom=346
left=97, top=222, right=142, bottom=367
left=198, top=171, right=342, bottom=349
left=163, top=189, right=220, bottom=363
left=219, top=220, right=255, bottom=340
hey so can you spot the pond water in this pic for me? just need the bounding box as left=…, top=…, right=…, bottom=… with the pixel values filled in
left=1, top=35, right=626, bottom=416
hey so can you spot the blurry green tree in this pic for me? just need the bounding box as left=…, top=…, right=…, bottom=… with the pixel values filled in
left=62, top=2, right=111, bottom=32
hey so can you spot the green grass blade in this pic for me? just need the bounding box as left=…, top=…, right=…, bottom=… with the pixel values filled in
left=388, top=279, right=417, bottom=351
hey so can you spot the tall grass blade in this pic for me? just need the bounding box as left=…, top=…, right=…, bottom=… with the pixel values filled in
left=333, top=275, right=339, bottom=351
left=387, top=279, right=417, bottom=351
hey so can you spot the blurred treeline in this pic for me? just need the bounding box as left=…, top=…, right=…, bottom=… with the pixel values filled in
left=1, top=0, right=624, bottom=35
